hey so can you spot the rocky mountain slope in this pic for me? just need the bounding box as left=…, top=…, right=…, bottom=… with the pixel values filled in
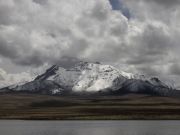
left=1, top=62, right=179, bottom=97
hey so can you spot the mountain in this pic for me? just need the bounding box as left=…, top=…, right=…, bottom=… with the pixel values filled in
left=1, top=61, right=179, bottom=97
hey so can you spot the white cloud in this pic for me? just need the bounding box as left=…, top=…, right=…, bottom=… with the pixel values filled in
left=0, top=0, right=129, bottom=65
left=0, top=68, right=33, bottom=88
left=0, top=0, right=180, bottom=87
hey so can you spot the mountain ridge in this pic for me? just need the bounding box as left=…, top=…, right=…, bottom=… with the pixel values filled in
left=1, top=61, right=179, bottom=97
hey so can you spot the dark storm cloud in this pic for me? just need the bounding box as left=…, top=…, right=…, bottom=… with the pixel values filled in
left=169, top=63, right=180, bottom=75
left=126, top=55, right=163, bottom=65
left=137, top=24, right=169, bottom=55
left=136, top=66, right=160, bottom=76
left=33, top=0, right=48, bottom=5
left=14, top=52, right=45, bottom=67
left=0, top=39, right=19, bottom=58
left=126, top=23, right=170, bottom=66
left=55, top=56, right=81, bottom=68
left=148, top=0, right=180, bottom=8
left=0, top=7, right=13, bottom=25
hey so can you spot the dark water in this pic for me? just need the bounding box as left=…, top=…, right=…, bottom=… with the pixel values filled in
left=0, top=120, right=179, bottom=135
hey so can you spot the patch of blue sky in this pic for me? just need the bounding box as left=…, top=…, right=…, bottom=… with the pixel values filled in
left=109, top=0, right=131, bottom=19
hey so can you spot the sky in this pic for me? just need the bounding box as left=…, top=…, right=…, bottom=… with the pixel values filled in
left=0, top=0, right=180, bottom=88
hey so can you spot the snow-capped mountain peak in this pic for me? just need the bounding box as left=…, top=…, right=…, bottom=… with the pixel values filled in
left=1, top=61, right=174, bottom=96
left=44, top=62, right=128, bottom=92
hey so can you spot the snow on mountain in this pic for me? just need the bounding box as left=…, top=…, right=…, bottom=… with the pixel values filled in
left=1, top=61, right=173, bottom=95
left=37, top=62, right=128, bottom=92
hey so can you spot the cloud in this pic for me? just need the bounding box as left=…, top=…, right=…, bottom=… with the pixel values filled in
left=109, top=0, right=131, bottom=19
left=33, top=0, right=48, bottom=5
left=0, top=68, right=33, bottom=88
left=0, top=0, right=180, bottom=87
left=0, top=0, right=129, bottom=66
left=147, top=0, right=180, bottom=8
left=169, top=63, right=180, bottom=75
left=126, top=22, right=170, bottom=65
left=121, top=0, right=180, bottom=24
